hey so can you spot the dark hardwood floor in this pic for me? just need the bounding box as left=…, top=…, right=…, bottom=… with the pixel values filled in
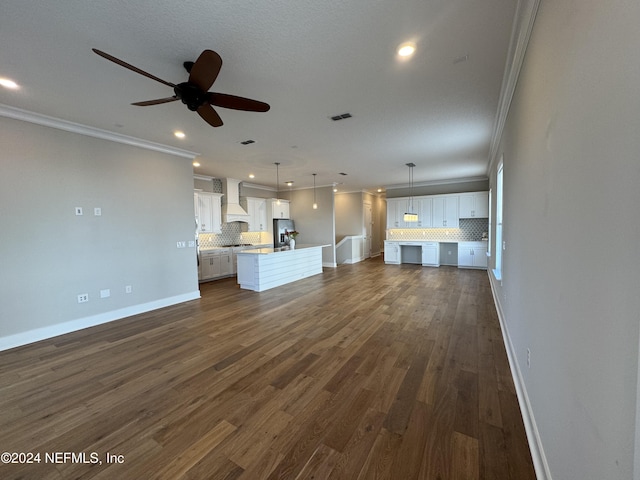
left=0, top=257, right=535, bottom=479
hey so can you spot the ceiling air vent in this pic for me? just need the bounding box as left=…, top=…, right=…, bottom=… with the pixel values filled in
left=240, top=139, right=255, bottom=145
left=330, top=113, right=352, bottom=121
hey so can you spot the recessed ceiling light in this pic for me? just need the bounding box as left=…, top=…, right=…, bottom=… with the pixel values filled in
left=192, top=161, right=200, bottom=167
left=249, top=173, right=255, bottom=179
left=174, top=131, right=186, bottom=139
left=0, top=78, right=19, bottom=89
left=397, top=42, right=416, bottom=58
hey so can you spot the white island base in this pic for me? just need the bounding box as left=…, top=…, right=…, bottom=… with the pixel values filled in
left=236, top=244, right=330, bottom=292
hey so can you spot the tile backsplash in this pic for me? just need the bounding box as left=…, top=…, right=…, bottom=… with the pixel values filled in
left=198, top=223, right=271, bottom=248
left=387, top=218, right=488, bottom=242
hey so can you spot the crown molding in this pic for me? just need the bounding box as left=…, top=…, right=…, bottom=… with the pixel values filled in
left=241, top=182, right=276, bottom=192
left=193, top=174, right=214, bottom=181
left=385, top=175, right=489, bottom=191
left=0, top=104, right=200, bottom=160
left=487, top=0, right=541, bottom=172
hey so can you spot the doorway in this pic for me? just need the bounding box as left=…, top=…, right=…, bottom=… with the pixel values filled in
left=364, top=202, right=372, bottom=258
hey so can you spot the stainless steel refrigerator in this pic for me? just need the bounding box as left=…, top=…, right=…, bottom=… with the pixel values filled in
left=273, top=218, right=295, bottom=247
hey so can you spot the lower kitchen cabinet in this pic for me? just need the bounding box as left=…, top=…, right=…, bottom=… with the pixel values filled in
left=384, top=241, right=400, bottom=264
left=200, top=249, right=232, bottom=281
left=458, top=242, right=488, bottom=269
left=421, top=243, right=439, bottom=266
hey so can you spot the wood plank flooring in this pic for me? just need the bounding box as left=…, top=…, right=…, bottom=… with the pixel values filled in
left=0, top=257, right=536, bottom=479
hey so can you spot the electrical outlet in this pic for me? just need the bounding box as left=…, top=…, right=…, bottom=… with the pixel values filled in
left=125, top=285, right=132, bottom=294
left=188, top=240, right=195, bottom=248
left=75, top=207, right=83, bottom=216
left=77, top=293, right=89, bottom=303
left=100, top=289, right=110, bottom=298
left=94, top=207, right=102, bottom=216
left=527, top=348, right=531, bottom=368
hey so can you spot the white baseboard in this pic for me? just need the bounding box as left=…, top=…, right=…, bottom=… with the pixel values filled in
left=323, top=262, right=337, bottom=268
left=0, top=291, right=201, bottom=352
left=488, top=273, right=552, bottom=479
left=343, top=256, right=365, bottom=265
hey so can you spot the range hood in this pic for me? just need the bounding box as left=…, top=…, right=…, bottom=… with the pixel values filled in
left=221, top=178, right=250, bottom=223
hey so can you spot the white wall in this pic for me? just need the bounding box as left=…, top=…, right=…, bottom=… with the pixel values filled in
left=289, top=186, right=336, bottom=267
left=488, top=0, right=640, bottom=478
left=335, top=192, right=362, bottom=238
left=0, top=117, right=200, bottom=350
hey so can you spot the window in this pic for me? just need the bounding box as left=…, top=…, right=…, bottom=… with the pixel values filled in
left=488, top=188, right=492, bottom=257
left=494, top=159, right=504, bottom=281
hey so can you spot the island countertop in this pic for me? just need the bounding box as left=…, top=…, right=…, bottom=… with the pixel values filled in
left=237, top=244, right=330, bottom=255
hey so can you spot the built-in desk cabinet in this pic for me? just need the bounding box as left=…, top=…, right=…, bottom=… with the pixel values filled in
left=458, top=242, right=488, bottom=269
left=384, top=241, right=401, bottom=264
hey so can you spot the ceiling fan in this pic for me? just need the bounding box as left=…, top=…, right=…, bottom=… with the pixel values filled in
left=92, top=48, right=270, bottom=127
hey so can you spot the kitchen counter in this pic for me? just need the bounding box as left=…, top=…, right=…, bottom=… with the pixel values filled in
left=384, top=239, right=488, bottom=269
left=236, top=244, right=330, bottom=292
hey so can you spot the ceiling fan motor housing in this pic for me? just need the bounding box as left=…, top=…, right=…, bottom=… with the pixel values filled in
left=175, top=82, right=207, bottom=111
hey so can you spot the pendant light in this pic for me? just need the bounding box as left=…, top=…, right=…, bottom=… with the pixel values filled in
left=274, top=162, right=281, bottom=205
left=312, top=173, right=318, bottom=209
left=403, top=163, right=418, bottom=222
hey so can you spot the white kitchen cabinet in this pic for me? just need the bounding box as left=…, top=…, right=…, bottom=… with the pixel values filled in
left=432, top=195, right=459, bottom=228
left=421, top=242, right=439, bottom=266
left=416, top=197, right=433, bottom=228
left=241, top=197, right=268, bottom=232
left=387, top=198, right=414, bottom=229
left=268, top=199, right=290, bottom=219
left=459, top=192, right=489, bottom=218
left=386, top=198, right=401, bottom=228
left=458, top=242, right=488, bottom=269
left=384, top=241, right=400, bottom=264
left=194, top=191, right=223, bottom=233
left=199, top=248, right=232, bottom=281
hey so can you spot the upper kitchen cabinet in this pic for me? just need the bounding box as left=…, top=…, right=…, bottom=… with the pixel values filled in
left=432, top=195, right=459, bottom=228
left=459, top=192, right=489, bottom=218
left=267, top=199, right=290, bottom=219
left=194, top=191, right=223, bottom=233
left=241, top=196, right=268, bottom=232
left=416, top=197, right=433, bottom=228
left=386, top=198, right=408, bottom=229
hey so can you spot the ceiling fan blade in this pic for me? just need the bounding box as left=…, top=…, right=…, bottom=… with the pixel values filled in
left=197, top=104, right=223, bottom=127
left=131, top=97, right=179, bottom=106
left=189, top=50, right=222, bottom=92
left=207, top=92, right=270, bottom=112
left=92, top=48, right=176, bottom=88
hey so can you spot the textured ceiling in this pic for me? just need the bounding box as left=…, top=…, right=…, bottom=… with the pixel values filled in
left=0, top=0, right=517, bottom=193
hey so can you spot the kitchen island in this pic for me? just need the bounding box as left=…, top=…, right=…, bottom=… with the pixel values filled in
left=236, top=244, right=330, bottom=292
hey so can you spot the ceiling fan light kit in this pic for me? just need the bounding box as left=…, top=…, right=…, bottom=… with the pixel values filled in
left=92, top=48, right=270, bottom=128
